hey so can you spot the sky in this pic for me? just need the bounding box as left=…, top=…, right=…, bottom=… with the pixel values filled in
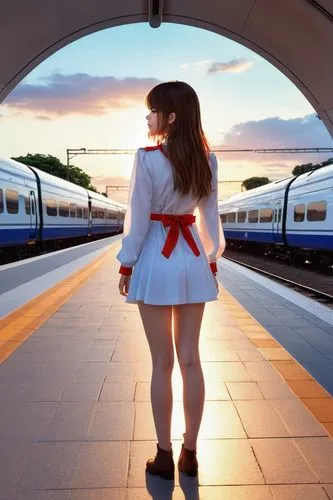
left=1, top=22, right=332, bottom=202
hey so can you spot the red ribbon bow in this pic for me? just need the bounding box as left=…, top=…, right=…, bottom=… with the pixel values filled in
left=150, top=213, right=200, bottom=258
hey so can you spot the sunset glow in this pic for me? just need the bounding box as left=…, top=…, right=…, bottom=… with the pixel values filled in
left=1, top=22, right=332, bottom=203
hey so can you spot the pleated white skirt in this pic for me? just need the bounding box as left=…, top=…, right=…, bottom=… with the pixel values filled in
left=126, top=221, right=219, bottom=305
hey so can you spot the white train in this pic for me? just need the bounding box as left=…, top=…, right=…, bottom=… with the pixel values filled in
left=218, top=164, right=333, bottom=264
left=0, top=156, right=126, bottom=259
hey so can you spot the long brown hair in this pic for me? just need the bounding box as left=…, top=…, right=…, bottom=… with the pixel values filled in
left=146, top=81, right=212, bottom=200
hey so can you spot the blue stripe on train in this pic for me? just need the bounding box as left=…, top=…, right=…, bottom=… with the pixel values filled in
left=224, top=229, right=332, bottom=251
left=0, top=225, right=119, bottom=246
left=0, top=222, right=122, bottom=248
left=90, top=224, right=118, bottom=234
left=43, top=224, right=120, bottom=238
left=42, top=225, right=89, bottom=239
left=223, top=229, right=279, bottom=244
left=286, top=233, right=332, bottom=251
left=0, top=227, right=35, bottom=246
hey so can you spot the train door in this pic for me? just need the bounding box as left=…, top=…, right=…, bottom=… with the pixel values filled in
left=273, top=201, right=282, bottom=243
left=88, top=199, right=92, bottom=235
left=117, top=209, right=120, bottom=233
left=29, top=191, right=38, bottom=239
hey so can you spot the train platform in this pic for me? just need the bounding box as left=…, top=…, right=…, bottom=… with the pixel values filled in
left=0, top=240, right=333, bottom=500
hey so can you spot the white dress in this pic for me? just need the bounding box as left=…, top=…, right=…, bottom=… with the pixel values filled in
left=116, top=147, right=225, bottom=305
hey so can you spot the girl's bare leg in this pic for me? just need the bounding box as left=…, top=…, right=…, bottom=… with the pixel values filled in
left=138, top=302, right=174, bottom=451
left=173, top=302, right=205, bottom=450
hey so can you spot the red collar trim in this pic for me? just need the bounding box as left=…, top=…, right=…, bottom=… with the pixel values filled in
left=144, top=144, right=169, bottom=158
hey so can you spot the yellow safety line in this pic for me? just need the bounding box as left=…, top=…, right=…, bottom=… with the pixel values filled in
left=218, top=288, right=333, bottom=438
left=0, top=246, right=117, bottom=364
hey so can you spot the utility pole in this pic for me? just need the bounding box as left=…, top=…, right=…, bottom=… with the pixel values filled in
left=66, top=148, right=86, bottom=181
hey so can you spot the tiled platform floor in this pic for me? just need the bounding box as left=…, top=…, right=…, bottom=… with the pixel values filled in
left=0, top=245, right=332, bottom=499
left=220, top=259, right=333, bottom=396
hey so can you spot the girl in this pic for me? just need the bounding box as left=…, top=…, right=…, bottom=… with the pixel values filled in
left=117, top=81, right=225, bottom=480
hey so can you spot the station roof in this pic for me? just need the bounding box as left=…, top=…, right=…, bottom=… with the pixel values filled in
left=0, top=0, right=332, bottom=137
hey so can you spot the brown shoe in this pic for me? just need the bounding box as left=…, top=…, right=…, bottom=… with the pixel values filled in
left=146, top=443, right=175, bottom=480
left=178, top=444, right=198, bottom=477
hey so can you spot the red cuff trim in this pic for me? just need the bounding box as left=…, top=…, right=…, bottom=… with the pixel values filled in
left=119, top=265, right=132, bottom=276
left=210, top=262, right=217, bottom=274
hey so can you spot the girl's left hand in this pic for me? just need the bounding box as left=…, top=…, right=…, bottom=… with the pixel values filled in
left=119, top=275, right=131, bottom=296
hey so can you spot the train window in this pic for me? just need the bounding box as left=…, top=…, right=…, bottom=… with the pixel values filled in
left=46, top=199, right=57, bottom=216
left=70, top=204, right=76, bottom=217
left=248, top=209, right=258, bottom=223
left=77, top=207, right=83, bottom=218
left=237, top=211, right=246, bottom=223
left=294, top=204, right=305, bottom=222
left=83, top=207, right=88, bottom=219
left=221, top=213, right=227, bottom=223
left=260, top=208, right=273, bottom=223
left=0, top=189, right=3, bottom=213
left=25, top=196, right=31, bottom=215
left=6, top=189, right=19, bottom=214
left=227, top=212, right=236, bottom=223
left=307, top=201, right=327, bottom=221
left=92, top=206, right=104, bottom=218
left=59, top=201, right=69, bottom=217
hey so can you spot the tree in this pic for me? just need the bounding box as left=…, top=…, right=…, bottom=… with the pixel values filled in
left=321, top=157, right=333, bottom=167
left=241, top=176, right=271, bottom=191
left=292, top=163, right=314, bottom=176
left=292, top=158, right=333, bottom=176
left=11, top=153, right=97, bottom=191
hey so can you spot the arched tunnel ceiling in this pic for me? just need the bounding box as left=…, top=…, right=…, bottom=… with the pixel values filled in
left=0, top=0, right=333, bottom=137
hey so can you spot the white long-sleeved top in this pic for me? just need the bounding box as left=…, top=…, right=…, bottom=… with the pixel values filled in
left=116, top=147, right=225, bottom=272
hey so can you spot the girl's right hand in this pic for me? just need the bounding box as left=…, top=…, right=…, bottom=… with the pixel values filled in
left=119, top=275, right=131, bottom=296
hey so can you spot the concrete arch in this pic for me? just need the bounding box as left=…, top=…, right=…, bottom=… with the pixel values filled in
left=1, top=0, right=333, bottom=137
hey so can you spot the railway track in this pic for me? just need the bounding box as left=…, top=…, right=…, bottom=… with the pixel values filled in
left=223, top=255, right=333, bottom=309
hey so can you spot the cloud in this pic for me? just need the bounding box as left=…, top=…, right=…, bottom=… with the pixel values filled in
left=180, top=58, right=253, bottom=74
left=92, top=174, right=129, bottom=185
left=4, top=73, right=161, bottom=116
left=208, top=58, right=253, bottom=74
left=215, top=114, right=333, bottom=180
left=254, top=162, right=295, bottom=179
left=222, top=114, right=332, bottom=148
left=194, top=60, right=212, bottom=70
left=34, top=115, right=52, bottom=121
left=218, top=114, right=333, bottom=160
